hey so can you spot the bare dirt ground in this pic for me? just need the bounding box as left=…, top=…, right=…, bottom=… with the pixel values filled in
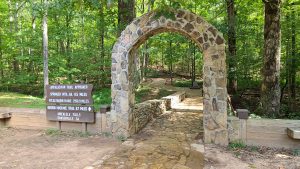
left=0, top=127, right=121, bottom=169
left=205, top=144, right=300, bottom=169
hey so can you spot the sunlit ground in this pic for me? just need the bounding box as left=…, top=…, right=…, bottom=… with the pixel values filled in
left=0, top=92, right=45, bottom=108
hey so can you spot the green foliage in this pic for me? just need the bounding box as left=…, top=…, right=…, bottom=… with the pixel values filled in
left=173, top=79, right=203, bottom=87
left=153, top=8, right=176, bottom=20
left=45, top=128, right=91, bottom=137
left=102, top=131, right=113, bottom=138
left=0, top=91, right=112, bottom=109
left=116, top=134, right=127, bottom=142
left=135, top=85, right=175, bottom=103
left=248, top=145, right=259, bottom=152
left=157, top=89, right=175, bottom=98
left=249, top=113, right=262, bottom=119
left=229, top=140, right=246, bottom=150
left=146, top=69, right=161, bottom=78
left=135, top=85, right=152, bottom=103
left=287, top=111, right=300, bottom=120
left=0, top=0, right=299, bottom=119
left=93, top=88, right=112, bottom=109
left=45, top=128, right=61, bottom=136
left=70, top=130, right=91, bottom=137
left=292, top=149, right=300, bottom=156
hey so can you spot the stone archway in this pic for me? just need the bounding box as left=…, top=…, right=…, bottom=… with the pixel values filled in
left=110, top=9, right=228, bottom=146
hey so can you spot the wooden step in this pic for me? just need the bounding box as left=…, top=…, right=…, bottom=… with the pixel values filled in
left=0, top=113, right=12, bottom=119
left=287, top=127, right=300, bottom=139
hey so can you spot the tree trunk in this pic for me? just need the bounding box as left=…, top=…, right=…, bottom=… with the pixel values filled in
left=43, top=0, right=49, bottom=98
left=169, top=40, right=173, bottom=84
left=0, top=33, right=3, bottom=82
left=117, top=0, right=135, bottom=35
left=261, top=0, right=281, bottom=117
left=192, top=43, right=196, bottom=85
left=289, top=5, right=296, bottom=110
left=28, top=16, right=36, bottom=74
left=13, top=2, right=20, bottom=74
left=140, top=45, right=145, bottom=81
left=99, top=5, right=105, bottom=66
left=227, top=0, right=237, bottom=94
left=284, top=11, right=290, bottom=104
left=65, top=14, right=72, bottom=82
left=144, top=42, right=149, bottom=78
left=99, top=4, right=106, bottom=87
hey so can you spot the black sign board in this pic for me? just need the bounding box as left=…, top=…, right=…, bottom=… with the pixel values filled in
left=46, top=84, right=95, bottom=123
left=46, top=105, right=94, bottom=122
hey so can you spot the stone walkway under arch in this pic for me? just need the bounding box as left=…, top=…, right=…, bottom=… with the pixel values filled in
left=94, top=89, right=205, bottom=169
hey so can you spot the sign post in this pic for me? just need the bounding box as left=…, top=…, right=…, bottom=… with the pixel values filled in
left=46, top=84, right=94, bottom=131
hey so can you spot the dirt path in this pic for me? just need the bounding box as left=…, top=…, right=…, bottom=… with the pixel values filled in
left=0, top=128, right=121, bottom=169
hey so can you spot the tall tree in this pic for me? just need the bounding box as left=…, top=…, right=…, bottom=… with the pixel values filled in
left=227, top=0, right=237, bottom=94
left=261, top=0, right=281, bottom=117
left=0, top=31, right=3, bottom=82
left=118, top=0, right=135, bottom=35
left=42, top=0, right=49, bottom=98
left=288, top=3, right=296, bottom=110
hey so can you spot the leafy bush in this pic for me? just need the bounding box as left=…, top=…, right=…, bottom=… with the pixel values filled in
left=135, top=85, right=152, bottom=103
left=146, top=69, right=161, bottom=78
left=292, top=149, right=300, bottom=156
left=229, top=140, right=246, bottom=150
left=287, top=111, right=300, bottom=120
left=45, top=128, right=61, bottom=136
left=116, top=134, right=127, bottom=142
left=70, top=130, right=91, bottom=137
left=93, top=88, right=112, bottom=109
left=173, top=79, right=203, bottom=87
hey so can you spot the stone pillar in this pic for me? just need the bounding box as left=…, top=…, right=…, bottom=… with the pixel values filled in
left=203, top=45, right=228, bottom=146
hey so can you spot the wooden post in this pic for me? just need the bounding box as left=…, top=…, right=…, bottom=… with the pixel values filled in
left=57, top=121, right=61, bottom=130
left=82, top=122, right=87, bottom=132
left=240, top=119, right=247, bottom=143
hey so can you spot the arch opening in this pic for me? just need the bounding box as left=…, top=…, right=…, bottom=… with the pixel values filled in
left=110, top=9, right=228, bottom=146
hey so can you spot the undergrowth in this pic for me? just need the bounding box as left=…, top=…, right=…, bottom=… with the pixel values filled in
left=229, top=140, right=247, bottom=150
left=45, top=128, right=91, bottom=137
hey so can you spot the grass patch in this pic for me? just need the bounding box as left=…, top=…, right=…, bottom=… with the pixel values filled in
left=292, top=149, right=300, bottom=156
left=45, top=128, right=91, bottom=138
left=0, top=92, right=45, bottom=108
left=135, top=86, right=152, bottom=103
left=45, top=128, right=61, bottom=136
left=135, top=85, right=175, bottom=103
left=248, top=145, right=259, bottom=152
left=69, top=130, right=91, bottom=137
left=173, top=79, right=203, bottom=87
left=102, top=131, right=113, bottom=138
left=157, top=89, right=175, bottom=98
left=116, top=134, right=127, bottom=142
left=229, top=140, right=247, bottom=150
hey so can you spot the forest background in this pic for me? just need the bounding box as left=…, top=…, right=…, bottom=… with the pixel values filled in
left=0, top=0, right=299, bottom=118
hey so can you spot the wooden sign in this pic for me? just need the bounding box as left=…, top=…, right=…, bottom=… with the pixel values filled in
left=46, top=105, right=94, bottom=123
left=46, top=84, right=95, bottom=123
left=46, top=84, right=93, bottom=105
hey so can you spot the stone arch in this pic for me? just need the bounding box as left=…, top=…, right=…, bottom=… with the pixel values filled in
left=110, top=9, right=228, bottom=146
